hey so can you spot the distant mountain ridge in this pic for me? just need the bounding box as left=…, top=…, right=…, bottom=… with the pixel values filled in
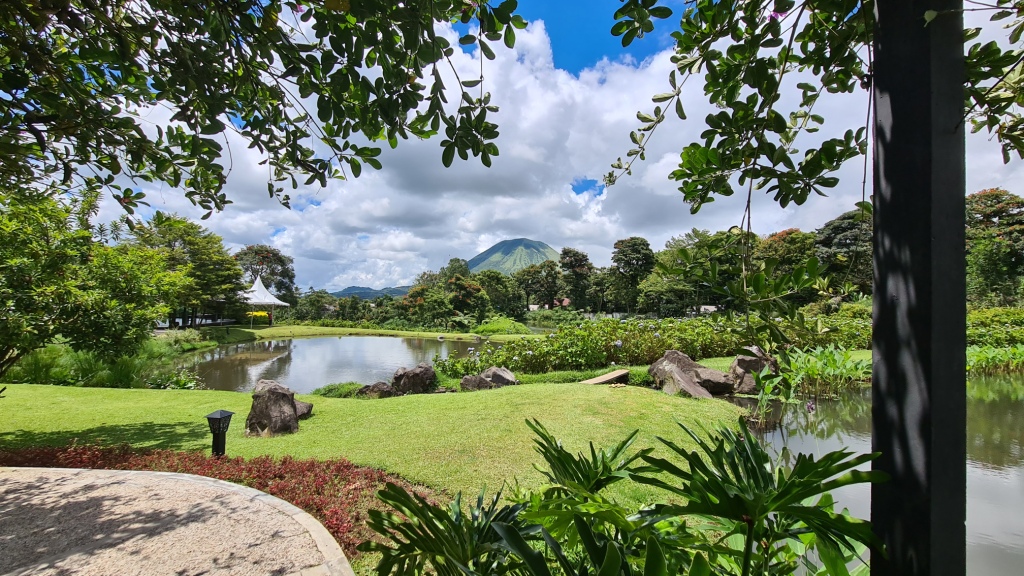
left=331, top=286, right=410, bottom=299
left=468, top=238, right=559, bottom=275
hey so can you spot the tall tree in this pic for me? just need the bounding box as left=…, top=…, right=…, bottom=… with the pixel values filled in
left=0, top=189, right=180, bottom=378
left=512, top=264, right=542, bottom=309
left=438, top=258, right=472, bottom=284
left=611, top=236, right=656, bottom=312
left=446, top=275, right=491, bottom=323
left=234, top=244, right=298, bottom=305
left=533, top=260, right=563, bottom=310
left=754, top=228, right=820, bottom=304
left=292, top=289, right=337, bottom=321
left=132, top=213, right=245, bottom=326
left=965, top=188, right=1024, bottom=305
left=473, top=269, right=523, bottom=317
left=815, top=210, right=873, bottom=295
left=2, top=0, right=525, bottom=214
left=559, top=247, right=594, bottom=311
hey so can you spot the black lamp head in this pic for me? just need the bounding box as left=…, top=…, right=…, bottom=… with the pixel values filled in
left=205, top=409, right=234, bottom=434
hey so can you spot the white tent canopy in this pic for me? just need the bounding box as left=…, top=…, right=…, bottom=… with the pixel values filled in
left=243, top=276, right=289, bottom=307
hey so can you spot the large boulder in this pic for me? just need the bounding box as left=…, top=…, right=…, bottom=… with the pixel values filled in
left=480, top=366, right=518, bottom=386
left=246, top=380, right=299, bottom=435
left=729, top=346, right=779, bottom=395
left=648, top=351, right=713, bottom=399
left=460, top=374, right=494, bottom=392
left=357, top=381, right=397, bottom=399
left=692, top=367, right=735, bottom=396
left=392, top=363, right=437, bottom=395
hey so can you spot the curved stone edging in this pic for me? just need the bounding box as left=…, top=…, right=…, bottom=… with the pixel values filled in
left=0, top=467, right=355, bottom=576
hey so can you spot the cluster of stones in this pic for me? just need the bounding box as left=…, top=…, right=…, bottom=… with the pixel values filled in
left=648, top=347, right=778, bottom=398
left=459, top=366, right=519, bottom=391
left=244, top=379, right=314, bottom=436
left=352, top=363, right=519, bottom=398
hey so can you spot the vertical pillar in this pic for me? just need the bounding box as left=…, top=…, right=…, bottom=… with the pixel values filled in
left=872, top=2, right=966, bottom=575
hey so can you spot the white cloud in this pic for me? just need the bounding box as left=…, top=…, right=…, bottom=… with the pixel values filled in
left=115, top=17, right=1024, bottom=290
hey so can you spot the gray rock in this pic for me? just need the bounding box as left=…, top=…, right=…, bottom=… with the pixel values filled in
left=648, top=351, right=713, bottom=399
left=729, top=346, right=779, bottom=395
left=692, top=367, right=735, bottom=395
left=295, top=400, right=313, bottom=420
left=460, top=374, right=494, bottom=392
left=246, top=380, right=299, bottom=435
left=392, top=363, right=437, bottom=395
left=480, top=366, right=518, bottom=386
left=357, top=381, right=397, bottom=399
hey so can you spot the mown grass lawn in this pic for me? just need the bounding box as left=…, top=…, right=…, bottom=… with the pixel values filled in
left=0, top=382, right=742, bottom=506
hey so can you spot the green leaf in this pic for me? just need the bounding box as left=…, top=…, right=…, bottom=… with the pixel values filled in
left=675, top=98, right=687, bottom=120
left=648, top=6, right=673, bottom=19
left=493, top=523, right=551, bottom=576
left=644, top=537, right=667, bottom=576
left=442, top=144, right=455, bottom=167
left=480, top=40, right=496, bottom=60
left=687, top=553, right=711, bottom=576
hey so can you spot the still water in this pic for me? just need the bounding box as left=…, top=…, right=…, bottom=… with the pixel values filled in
left=756, top=376, right=1024, bottom=575
left=183, top=336, right=473, bottom=393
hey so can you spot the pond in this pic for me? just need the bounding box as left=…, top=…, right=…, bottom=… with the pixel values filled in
left=186, top=338, right=1022, bottom=571
left=183, top=336, right=474, bottom=393
left=755, top=375, right=1024, bottom=576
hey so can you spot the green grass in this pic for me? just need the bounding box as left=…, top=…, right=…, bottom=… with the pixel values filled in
left=200, top=325, right=539, bottom=345
left=0, top=383, right=742, bottom=506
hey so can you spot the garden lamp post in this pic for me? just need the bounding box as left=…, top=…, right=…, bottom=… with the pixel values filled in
left=205, top=410, right=234, bottom=457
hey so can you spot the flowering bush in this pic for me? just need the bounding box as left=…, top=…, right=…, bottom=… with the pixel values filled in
left=0, top=445, right=436, bottom=557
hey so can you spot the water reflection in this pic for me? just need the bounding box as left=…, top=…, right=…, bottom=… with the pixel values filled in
left=182, top=336, right=472, bottom=393
left=747, top=375, right=1024, bottom=574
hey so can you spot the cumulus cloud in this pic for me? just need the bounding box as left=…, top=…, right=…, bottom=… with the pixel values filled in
left=115, top=16, right=1024, bottom=290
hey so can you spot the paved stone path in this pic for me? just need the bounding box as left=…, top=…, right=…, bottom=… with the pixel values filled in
left=0, top=467, right=355, bottom=576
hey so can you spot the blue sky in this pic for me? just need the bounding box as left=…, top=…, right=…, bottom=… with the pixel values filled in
left=516, top=0, right=681, bottom=74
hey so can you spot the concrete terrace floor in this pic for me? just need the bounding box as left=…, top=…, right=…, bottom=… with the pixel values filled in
left=0, top=467, right=354, bottom=576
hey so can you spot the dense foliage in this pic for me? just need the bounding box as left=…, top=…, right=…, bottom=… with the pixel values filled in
left=131, top=212, right=246, bottom=327
left=435, top=315, right=870, bottom=377
left=362, top=418, right=881, bottom=576
left=0, top=444, right=437, bottom=558
left=966, top=306, right=1024, bottom=347
left=966, top=345, right=1024, bottom=376
left=778, top=345, right=871, bottom=397
left=0, top=334, right=210, bottom=389
left=966, top=189, right=1024, bottom=306
left=0, top=190, right=180, bottom=379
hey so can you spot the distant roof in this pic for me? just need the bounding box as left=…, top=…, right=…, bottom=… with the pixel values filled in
left=243, top=276, right=289, bottom=307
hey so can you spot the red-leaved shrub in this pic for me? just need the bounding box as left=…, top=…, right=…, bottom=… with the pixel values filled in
left=0, top=445, right=437, bottom=557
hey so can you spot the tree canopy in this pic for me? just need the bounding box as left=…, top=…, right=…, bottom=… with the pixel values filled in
left=234, top=244, right=298, bottom=304
left=0, top=189, right=181, bottom=377
left=605, top=0, right=1024, bottom=216
left=131, top=212, right=245, bottom=325
left=1, top=0, right=524, bottom=215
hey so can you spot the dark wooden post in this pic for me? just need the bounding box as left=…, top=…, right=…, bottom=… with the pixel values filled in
left=871, top=1, right=966, bottom=575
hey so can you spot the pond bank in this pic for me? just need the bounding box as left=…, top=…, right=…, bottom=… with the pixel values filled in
left=199, top=325, right=539, bottom=346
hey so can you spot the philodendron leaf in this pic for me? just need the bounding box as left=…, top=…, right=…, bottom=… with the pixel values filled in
left=644, top=537, right=667, bottom=576
left=687, top=553, right=712, bottom=576
left=493, top=522, right=550, bottom=576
